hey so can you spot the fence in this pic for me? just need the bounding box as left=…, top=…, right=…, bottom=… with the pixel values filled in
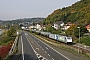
left=4, top=36, right=19, bottom=60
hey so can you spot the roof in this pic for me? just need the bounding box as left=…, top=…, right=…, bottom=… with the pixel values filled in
left=54, top=21, right=64, bottom=25
left=66, top=22, right=72, bottom=26
left=86, top=24, right=90, bottom=29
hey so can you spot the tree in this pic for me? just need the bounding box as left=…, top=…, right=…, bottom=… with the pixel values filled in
left=74, top=26, right=88, bottom=38
left=19, top=24, right=23, bottom=27
left=85, top=20, right=90, bottom=24
left=7, top=27, right=16, bottom=37
left=65, top=24, right=76, bottom=36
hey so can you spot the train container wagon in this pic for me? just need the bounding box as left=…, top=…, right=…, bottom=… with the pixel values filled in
left=54, top=34, right=60, bottom=41
left=58, top=36, right=67, bottom=43
left=43, top=32, right=51, bottom=37
left=35, top=30, right=40, bottom=34
left=32, top=30, right=72, bottom=44
left=40, top=31, right=45, bottom=35
left=49, top=34, right=55, bottom=40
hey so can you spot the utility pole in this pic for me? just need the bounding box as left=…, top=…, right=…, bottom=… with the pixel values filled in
left=77, top=27, right=80, bottom=53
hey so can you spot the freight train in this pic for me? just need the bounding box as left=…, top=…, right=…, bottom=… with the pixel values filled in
left=32, top=30, right=72, bottom=44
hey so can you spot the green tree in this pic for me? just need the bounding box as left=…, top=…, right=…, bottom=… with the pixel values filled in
left=7, top=27, right=16, bottom=37
left=74, top=26, right=88, bottom=38
left=65, top=24, right=76, bottom=36
left=78, top=36, right=90, bottom=46
left=42, top=0, right=90, bottom=26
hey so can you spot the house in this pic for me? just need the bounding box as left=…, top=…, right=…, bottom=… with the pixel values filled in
left=36, top=24, right=42, bottom=31
left=63, top=25, right=71, bottom=30
left=86, top=24, right=90, bottom=32
left=41, top=25, right=46, bottom=30
left=62, top=22, right=72, bottom=30
left=21, top=26, right=27, bottom=30
left=29, top=24, right=42, bottom=31
left=53, top=21, right=64, bottom=30
left=29, top=25, right=36, bottom=29
left=66, top=22, right=72, bottom=26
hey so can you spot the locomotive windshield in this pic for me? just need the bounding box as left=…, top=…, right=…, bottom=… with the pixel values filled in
left=67, top=37, right=72, bottom=39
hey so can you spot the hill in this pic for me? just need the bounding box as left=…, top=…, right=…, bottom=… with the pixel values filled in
left=42, top=0, right=90, bottom=25
left=2, top=18, right=44, bottom=25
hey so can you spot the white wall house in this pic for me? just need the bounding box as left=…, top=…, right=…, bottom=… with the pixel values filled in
left=21, top=26, right=26, bottom=30
left=36, top=24, right=42, bottom=31
left=63, top=25, right=71, bottom=30
left=61, top=22, right=72, bottom=30
left=53, top=21, right=64, bottom=30
left=29, top=26, right=36, bottom=29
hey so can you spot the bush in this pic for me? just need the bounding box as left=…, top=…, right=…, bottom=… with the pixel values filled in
left=77, top=36, right=90, bottom=46
left=0, top=36, right=15, bottom=45
left=0, top=45, right=11, bottom=59
left=81, top=36, right=90, bottom=46
left=7, top=27, right=16, bottom=37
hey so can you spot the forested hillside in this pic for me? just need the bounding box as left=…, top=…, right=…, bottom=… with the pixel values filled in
left=2, top=18, right=44, bottom=25
left=42, top=0, right=90, bottom=25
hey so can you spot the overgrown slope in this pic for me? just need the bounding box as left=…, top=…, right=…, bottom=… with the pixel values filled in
left=42, top=0, right=90, bottom=25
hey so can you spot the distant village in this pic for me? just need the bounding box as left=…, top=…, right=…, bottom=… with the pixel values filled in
left=21, top=21, right=90, bottom=34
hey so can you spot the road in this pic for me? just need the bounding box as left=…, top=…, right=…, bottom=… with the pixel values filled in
left=19, top=31, right=68, bottom=60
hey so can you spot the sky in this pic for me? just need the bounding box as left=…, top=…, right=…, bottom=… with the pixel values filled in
left=0, top=0, right=80, bottom=20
